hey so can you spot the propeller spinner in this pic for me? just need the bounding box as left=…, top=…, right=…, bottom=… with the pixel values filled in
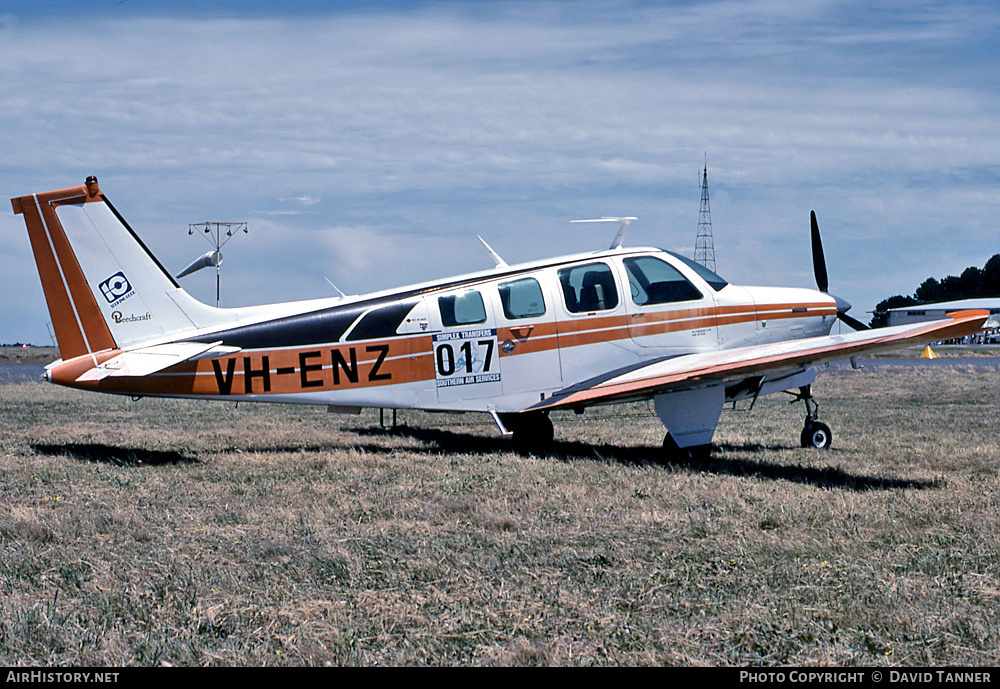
left=810, top=211, right=869, bottom=331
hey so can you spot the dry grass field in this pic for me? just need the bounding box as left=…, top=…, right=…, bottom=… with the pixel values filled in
left=1, top=365, right=998, bottom=666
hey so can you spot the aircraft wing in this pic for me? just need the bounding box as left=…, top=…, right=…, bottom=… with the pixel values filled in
left=72, top=341, right=241, bottom=382
left=531, top=310, right=988, bottom=412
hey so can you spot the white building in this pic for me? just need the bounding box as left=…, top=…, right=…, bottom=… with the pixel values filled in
left=886, top=298, right=1000, bottom=328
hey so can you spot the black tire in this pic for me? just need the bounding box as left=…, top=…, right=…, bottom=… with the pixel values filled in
left=800, top=421, right=832, bottom=449
left=509, top=412, right=554, bottom=454
left=663, top=433, right=711, bottom=460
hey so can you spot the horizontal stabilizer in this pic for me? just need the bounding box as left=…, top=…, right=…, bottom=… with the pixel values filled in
left=74, top=341, right=241, bottom=382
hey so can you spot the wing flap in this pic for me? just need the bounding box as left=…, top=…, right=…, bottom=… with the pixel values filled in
left=533, top=310, right=988, bottom=411
left=75, top=341, right=241, bottom=382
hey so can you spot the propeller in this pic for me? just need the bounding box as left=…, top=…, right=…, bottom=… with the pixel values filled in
left=810, top=211, right=869, bottom=331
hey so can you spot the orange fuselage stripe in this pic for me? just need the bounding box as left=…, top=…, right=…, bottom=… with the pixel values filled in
left=52, top=301, right=834, bottom=398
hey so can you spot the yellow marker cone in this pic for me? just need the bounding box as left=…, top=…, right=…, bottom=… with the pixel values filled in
left=920, top=346, right=937, bottom=359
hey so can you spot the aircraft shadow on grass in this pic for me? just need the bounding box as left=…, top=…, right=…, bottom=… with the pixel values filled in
left=27, top=430, right=939, bottom=492
left=354, top=425, right=941, bottom=492
left=31, top=442, right=198, bottom=467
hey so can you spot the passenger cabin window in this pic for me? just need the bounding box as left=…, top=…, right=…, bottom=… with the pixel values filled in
left=498, top=277, right=546, bottom=319
left=439, top=290, right=487, bottom=327
left=558, top=262, right=619, bottom=313
left=624, top=256, right=702, bottom=306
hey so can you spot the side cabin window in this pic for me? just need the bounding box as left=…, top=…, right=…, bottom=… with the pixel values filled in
left=623, top=256, right=703, bottom=306
left=664, top=250, right=728, bottom=291
left=558, top=262, right=619, bottom=313
left=498, top=277, right=546, bottom=319
left=439, top=290, right=487, bottom=327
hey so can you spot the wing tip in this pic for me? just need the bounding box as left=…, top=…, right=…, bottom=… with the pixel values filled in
left=946, top=308, right=990, bottom=320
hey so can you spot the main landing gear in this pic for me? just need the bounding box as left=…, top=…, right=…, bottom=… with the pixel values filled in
left=501, top=411, right=554, bottom=454
left=791, top=384, right=832, bottom=449
left=662, top=433, right=712, bottom=461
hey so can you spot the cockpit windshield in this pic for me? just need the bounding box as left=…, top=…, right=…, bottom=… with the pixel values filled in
left=664, top=250, right=729, bottom=292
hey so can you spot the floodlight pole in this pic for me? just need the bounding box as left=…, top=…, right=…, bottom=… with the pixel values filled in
left=186, top=222, right=248, bottom=307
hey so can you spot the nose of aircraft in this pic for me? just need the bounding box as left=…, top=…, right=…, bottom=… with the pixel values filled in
left=833, top=293, right=852, bottom=316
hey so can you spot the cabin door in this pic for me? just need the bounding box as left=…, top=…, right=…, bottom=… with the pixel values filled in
left=431, top=287, right=504, bottom=404
left=489, top=273, right=563, bottom=404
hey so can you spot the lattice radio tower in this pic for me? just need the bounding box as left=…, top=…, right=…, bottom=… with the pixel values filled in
left=693, top=157, right=716, bottom=272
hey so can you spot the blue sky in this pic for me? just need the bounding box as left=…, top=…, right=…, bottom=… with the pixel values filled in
left=2, top=0, right=999, bottom=344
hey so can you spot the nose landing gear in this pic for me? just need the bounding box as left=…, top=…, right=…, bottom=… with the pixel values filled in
left=791, top=385, right=832, bottom=449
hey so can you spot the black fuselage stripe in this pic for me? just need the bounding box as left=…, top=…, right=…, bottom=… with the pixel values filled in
left=182, top=250, right=657, bottom=350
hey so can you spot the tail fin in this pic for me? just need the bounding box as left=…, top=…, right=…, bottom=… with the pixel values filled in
left=12, top=177, right=229, bottom=359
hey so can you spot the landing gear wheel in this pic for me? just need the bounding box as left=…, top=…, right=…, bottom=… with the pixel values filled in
left=663, top=433, right=711, bottom=461
left=508, top=412, right=554, bottom=454
left=800, top=421, right=832, bottom=449
left=790, top=385, right=832, bottom=450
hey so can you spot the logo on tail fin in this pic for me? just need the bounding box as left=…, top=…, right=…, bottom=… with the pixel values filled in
left=99, top=271, right=134, bottom=306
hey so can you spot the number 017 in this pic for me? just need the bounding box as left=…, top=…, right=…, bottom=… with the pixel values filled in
left=435, top=339, right=494, bottom=376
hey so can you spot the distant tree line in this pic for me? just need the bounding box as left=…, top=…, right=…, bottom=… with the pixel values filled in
left=870, top=254, right=1000, bottom=327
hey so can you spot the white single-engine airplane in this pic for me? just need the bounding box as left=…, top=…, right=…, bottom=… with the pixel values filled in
left=11, top=177, right=987, bottom=456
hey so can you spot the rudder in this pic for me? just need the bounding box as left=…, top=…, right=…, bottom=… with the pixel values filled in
left=12, top=176, right=228, bottom=359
